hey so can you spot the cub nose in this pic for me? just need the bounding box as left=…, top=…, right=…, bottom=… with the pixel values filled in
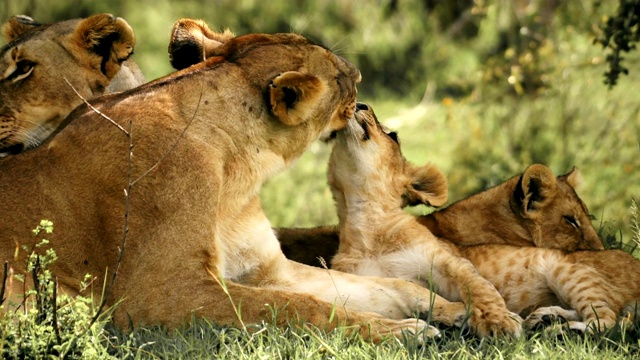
left=355, top=103, right=369, bottom=111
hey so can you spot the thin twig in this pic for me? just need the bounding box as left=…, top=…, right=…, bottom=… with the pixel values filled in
left=90, top=119, right=133, bottom=325
left=53, top=276, right=62, bottom=345
left=0, top=262, right=7, bottom=305
left=131, top=84, right=204, bottom=186
left=63, top=78, right=129, bottom=136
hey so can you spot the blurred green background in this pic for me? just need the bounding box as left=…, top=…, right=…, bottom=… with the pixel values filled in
left=2, top=0, right=639, bottom=244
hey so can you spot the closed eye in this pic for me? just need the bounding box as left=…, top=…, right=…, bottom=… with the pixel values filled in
left=6, top=61, right=35, bottom=83
left=564, top=215, right=580, bottom=229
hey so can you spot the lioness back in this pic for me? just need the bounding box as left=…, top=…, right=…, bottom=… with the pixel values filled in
left=0, top=14, right=143, bottom=156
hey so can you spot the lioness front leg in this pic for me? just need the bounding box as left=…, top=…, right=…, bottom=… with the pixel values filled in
left=280, top=261, right=467, bottom=331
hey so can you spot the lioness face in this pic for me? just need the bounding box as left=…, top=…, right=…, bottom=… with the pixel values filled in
left=0, top=14, right=137, bottom=155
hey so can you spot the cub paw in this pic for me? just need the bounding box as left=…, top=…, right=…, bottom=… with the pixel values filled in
left=524, top=306, right=581, bottom=331
left=470, top=308, right=523, bottom=338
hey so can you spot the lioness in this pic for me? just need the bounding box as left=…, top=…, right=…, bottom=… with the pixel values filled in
left=0, top=19, right=478, bottom=342
left=278, top=145, right=602, bottom=268
left=327, top=103, right=638, bottom=332
left=0, top=14, right=144, bottom=156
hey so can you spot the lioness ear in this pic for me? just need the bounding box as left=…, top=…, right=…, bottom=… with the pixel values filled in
left=68, top=14, right=136, bottom=79
left=403, top=163, right=448, bottom=207
left=2, top=15, right=40, bottom=42
left=169, top=18, right=235, bottom=70
left=269, top=71, right=328, bottom=126
left=514, top=164, right=557, bottom=217
left=558, top=166, right=582, bottom=188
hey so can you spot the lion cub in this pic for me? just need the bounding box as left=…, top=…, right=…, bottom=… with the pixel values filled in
left=328, top=103, right=522, bottom=337
left=328, top=103, right=639, bottom=332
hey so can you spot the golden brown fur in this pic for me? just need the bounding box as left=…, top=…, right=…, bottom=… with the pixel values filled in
left=463, top=246, right=639, bottom=331
left=326, top=104, right=638, bottom=332
left=328, top=103, right=522, bottom=337
left=0, top=14, right=144, bottom=155
left=0, top=19, right=476, bottom=342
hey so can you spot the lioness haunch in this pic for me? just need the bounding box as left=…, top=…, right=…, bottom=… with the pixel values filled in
left=0, top=19, right=476, bottom=342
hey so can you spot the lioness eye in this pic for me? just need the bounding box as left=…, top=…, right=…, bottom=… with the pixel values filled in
left=7, top=61, right=35, bottom=82
left=564, top=215, right=580, bottom=229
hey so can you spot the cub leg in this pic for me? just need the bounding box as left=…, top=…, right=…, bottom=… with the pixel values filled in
left=423, top=245, right=523, bottom=338
left=544, top=261, right=619, bottom=332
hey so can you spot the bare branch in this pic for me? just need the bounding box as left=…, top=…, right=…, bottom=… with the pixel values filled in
left=0, top=262, right=7, bottom=305
left=131, top=84, right=204, bottom=186
left=64, top=78, right=129, bottom=136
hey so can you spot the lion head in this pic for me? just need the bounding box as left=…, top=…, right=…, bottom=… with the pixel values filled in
left=0, top=14, right=143, bottom=156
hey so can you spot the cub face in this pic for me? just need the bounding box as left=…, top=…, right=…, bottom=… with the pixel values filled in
left=0, top=14, right=139, bottom=155
left=511, top=165, right=603, bottom=251
left=328, top=103, right=448, bottom=212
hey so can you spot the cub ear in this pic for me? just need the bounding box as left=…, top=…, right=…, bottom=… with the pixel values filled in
left=514, top=164, right=557, bottom=217
left=558, top=166, right=582, bottom=188
left=169, top=18, right=235, bottom=70
left=269, top=71, right=328, bottom=126
left=403, top=163, right=448, bottom=207
left=69, top=14, right=136, bottom=80
left=2, top=15, right=40, bottom=42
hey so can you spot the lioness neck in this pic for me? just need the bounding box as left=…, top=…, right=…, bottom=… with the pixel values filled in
left=419, top=180, right=533, bottom=247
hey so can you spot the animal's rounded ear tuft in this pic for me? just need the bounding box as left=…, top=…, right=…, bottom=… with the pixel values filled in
left=403, top=163, right=448, bottom=207
left=514, top=164, right=557, bottom=217
left=269, top=71, right=327, bottom=126
left=169, top=18, right=234, bottom=70
left=2, top=15, right=40, bottom=42
left=558, top=166, right=582, bottom=188
left=70, top=14, right=136, bottom=79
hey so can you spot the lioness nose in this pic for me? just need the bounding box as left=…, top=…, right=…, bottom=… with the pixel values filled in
left=356, top=103, right=369, bottom=111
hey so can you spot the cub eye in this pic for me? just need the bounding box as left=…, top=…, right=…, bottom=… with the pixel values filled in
left=7, top=60, right=35, bottom=82
left=564, top=215, right=580, bottom=229
left=387, top=131, right=399, bottom=144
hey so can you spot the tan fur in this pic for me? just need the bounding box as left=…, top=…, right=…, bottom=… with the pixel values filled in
left=420, top=165, right=603, bottom=251
left=328, top=104, right=522, bottom=338
left=0, top=19, right=474, bottom=342
left=463, top=246, right=640, bottom=331
left=326, top=104, right=638, bottom=332
left=0, top=14, right=144, bottom=156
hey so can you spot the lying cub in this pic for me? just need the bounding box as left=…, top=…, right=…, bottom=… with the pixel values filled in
left=327, top=103, right=639, bottom=332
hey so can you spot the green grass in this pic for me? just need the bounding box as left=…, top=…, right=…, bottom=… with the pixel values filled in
left=103, top=319, right=640, bottom=359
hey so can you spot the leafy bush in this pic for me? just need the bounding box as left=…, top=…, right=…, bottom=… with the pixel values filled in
left=0, top=221, right=114, bottom=359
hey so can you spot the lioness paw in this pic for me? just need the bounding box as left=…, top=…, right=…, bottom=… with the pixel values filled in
left=380, top=318, right=440, bottom=342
